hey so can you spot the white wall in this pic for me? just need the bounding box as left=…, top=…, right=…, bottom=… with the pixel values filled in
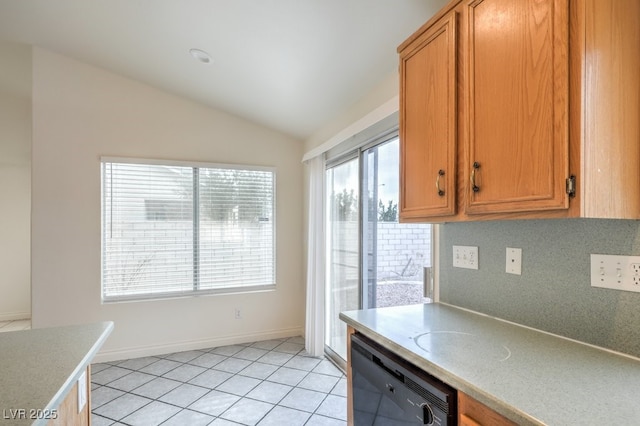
left=31, top=48, right=304, bottom=361
left=301, top=72, right=400, bottom=320
left=303, top=71, right=398, bottom=153
left=0, top=41, right=31, bottom=321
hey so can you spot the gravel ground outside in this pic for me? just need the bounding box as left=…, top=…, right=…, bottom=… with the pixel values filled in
left=373, top=281, right=429, bottom=308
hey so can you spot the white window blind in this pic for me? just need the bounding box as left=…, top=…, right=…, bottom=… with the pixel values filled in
left=101, top=158, right=275, bottom=302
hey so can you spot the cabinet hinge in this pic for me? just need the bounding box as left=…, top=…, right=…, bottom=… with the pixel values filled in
left=566, top=175, right=576, bottom=197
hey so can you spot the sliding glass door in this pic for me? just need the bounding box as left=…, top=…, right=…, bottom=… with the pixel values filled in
left=325, top=133, right=432, bottom=364
left=362, top=138, right=431, bottom=310
left=325, top=155, right=360, bottom=361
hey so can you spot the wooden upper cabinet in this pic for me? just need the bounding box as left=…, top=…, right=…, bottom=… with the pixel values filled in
left=464, top=0, right=570, bottom=214
left=577, top=0, right=640, bottom=218
left=399, top=11, right=457, bottom=221
left=398, top=0, right=640, bottom=222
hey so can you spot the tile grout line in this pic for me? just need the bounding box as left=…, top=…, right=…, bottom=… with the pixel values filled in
left=91, top=337, right=347, bottom=425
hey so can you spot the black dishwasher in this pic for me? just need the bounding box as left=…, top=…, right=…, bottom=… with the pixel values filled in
left=351, top=333, right=457, bottom=425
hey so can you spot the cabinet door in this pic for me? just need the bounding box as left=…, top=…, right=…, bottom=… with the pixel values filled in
left=465, top=0, right=569, bottom=214
left=399, top=11, right=457, bottom=221
left=458, top=392, right=517, bottom=426
left=460, top=414, right=482, bottom=426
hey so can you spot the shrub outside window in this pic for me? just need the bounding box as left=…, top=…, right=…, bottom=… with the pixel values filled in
left=101, top=157, right=275, bottom=302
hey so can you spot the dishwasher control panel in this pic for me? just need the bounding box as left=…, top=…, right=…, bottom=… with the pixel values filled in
left=350, top=333, right=457, bottom=425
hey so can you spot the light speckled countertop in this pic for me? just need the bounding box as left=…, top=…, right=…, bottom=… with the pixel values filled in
left=340, top=303, right=640, bottom=425
left=0, top=322, right=113, bottom=426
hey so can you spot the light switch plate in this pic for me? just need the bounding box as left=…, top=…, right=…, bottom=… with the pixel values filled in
left=453, top=245, right=478, bottom=270
left=506, top=247, right=522, bottom=275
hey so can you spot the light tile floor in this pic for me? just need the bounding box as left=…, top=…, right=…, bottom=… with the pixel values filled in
left=91, top=337, right=347, bottom=426
left=0, top=319, right=31, bottom=332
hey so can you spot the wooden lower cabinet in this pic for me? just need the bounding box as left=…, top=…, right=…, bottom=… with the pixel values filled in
left=458, top=391, right=516, bottom=426
left=48, top=366, right=91, bottom=426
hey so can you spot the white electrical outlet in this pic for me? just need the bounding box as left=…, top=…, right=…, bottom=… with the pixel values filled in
left=590, top=254, right=640, bottom=293
left=506, top=247, right=522, bottom=275
left=77, top=370, right=87, bottom=413
left=453, top=245, right=479, bottom=270
left=234, top=308, right=242, bottom=320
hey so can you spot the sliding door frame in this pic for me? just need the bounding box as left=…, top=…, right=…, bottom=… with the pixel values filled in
left=324, top=129, right=395, bottom=367
left=323, top=125, right=439, bottom=368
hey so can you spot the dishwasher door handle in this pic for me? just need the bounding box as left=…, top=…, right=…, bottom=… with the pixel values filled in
left=421, top=403, right=434, bottom=425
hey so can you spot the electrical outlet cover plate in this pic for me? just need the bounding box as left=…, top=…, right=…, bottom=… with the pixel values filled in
left=590, top=254, right=640, bottom=293
left=453, top=245, right=478, bottom=270
left=77, top=370, right=87, bottom=413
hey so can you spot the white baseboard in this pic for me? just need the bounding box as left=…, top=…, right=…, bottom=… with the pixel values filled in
left=0, top=311, right=31, bottom=322
left=93, top=326, right=304, bottom=363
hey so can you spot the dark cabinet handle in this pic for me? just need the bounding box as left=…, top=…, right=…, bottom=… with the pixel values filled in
left=471, top=162, right=481, bottom=193
left=436, top=169, right=445, bottom=196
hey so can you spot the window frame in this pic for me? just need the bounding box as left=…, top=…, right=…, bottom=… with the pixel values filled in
left=100, top=156, right=277, bottom=303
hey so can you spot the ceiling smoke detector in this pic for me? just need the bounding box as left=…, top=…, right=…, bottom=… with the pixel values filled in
left=189, top=48, right=212, bottom=64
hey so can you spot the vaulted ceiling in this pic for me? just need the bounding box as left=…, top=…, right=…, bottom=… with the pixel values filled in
left=0, top=0, right=447, bottom=140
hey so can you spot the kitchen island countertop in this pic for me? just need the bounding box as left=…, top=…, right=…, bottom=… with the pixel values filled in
left=0, top=321, right=113, bottom=425
left=340, top=303, right=640, bottom=425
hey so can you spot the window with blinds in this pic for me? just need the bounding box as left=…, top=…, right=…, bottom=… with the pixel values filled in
left=101, top=158, right=276, bottom=302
